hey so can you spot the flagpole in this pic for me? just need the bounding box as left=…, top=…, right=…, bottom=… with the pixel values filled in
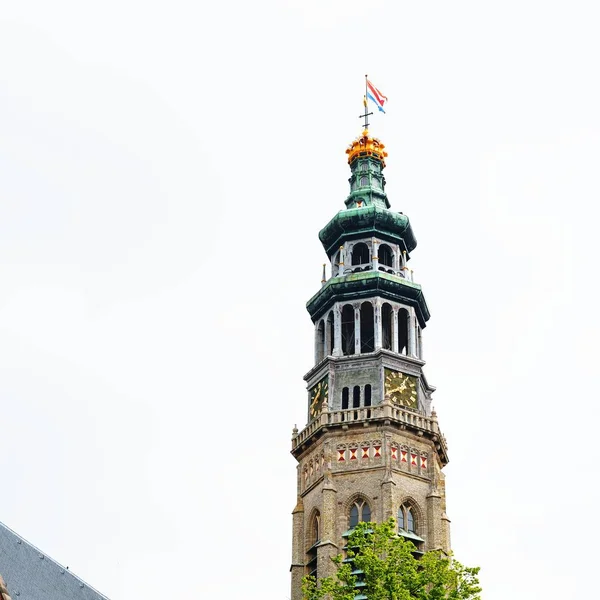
left=364, top=73, right=369, bottom=132
left=360, top=74, right=373, bottom=132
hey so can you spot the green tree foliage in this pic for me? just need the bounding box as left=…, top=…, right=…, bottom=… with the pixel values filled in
left=302, top=519, right=481, bottom=600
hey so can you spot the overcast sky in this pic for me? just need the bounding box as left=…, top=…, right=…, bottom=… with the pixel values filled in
left=1, top=1, right=599, bottom=598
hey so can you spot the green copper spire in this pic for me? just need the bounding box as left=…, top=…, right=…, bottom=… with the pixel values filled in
left=345, top=130, right=390, bottom=210
left=318, top=131, right=416, bottom=258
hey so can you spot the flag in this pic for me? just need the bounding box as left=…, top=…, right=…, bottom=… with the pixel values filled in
left=366, top=79, right=387, bottom=113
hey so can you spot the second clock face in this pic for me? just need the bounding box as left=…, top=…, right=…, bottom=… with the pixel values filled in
left=384, top=369, right=418, bottom=409
left=309, top=377, right=329, bottom=420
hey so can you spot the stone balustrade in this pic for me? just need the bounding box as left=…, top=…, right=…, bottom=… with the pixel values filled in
left=292, top=403, right=447, bottom=457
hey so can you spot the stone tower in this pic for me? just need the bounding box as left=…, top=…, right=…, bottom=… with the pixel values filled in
left=290, top=130, right=451, bottom=600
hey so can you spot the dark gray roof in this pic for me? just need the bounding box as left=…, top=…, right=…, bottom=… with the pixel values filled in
left=0, top=521, right=109, bottom=600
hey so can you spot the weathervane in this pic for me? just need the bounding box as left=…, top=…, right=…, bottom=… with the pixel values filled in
left=360, top=75, right=388, bottom=131
left=360, top=74, right=374, bottom=131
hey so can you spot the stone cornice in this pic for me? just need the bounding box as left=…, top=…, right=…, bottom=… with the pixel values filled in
left=306, top=271, right=430, bottom=326
left=291, top=404, right=448, bottom=466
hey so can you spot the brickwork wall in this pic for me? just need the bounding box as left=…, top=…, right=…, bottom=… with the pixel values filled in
left=291, top=424, right=450, bottom=600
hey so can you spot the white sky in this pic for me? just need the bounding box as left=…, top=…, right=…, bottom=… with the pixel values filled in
left=1, top=1, right=599, bottom=598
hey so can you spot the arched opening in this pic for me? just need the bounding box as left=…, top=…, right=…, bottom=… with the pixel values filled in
left=398, top=251, right=407, bottom=278
left=316, top=320, right=325, bottom=362
left=342, top=387, right=349, bottom=410
left=398, top=507, right=405, bottom=530
left=326, top=312, right=334, bottom=356
left=351, top=243, right=370, bottom=266
left=341, top=305, right=355, bottom=356
left=398, top=503, right=424, bottom=554
left=378, top=244, right=393, bottom=268
left=364, top=384, right=372, bottom=407
left=349, top=499, right=371, bottom=529
left=381, top=303, right=393, bottom=350
left=306, top=511, right=321, bottom=577
left=312, top=512, right=321, bottom=544
left=398, top=308, right=409, bottom=355
left=407, top=508, right=415, bottom=533
left=359, top=175, right=368, bottom=187
left=332, top=251, right=341, bottom=276
left=362, top=503, right=371, bottom=523
left=398, top=504, right=417, bottom=533
left=353, top=385, right=360, bottom=408
left=360, top=302, right=374, bottom=353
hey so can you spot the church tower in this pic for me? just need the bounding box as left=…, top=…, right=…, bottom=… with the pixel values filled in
left=290, top=129, right=451, bottom=599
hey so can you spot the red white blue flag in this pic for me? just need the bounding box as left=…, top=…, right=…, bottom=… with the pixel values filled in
left=366, top=79, right=387, bottom=113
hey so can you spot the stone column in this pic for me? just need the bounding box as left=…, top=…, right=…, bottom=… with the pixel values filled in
left=392, top=308, right=399, bottom=353
left=401, top=250, right=408, bottom=278
left=324, top=316, right=332, bottom=358
left=314, top=322, right=320, bottom=364
left=374, top=300, right=382, bottom=350
left=333, top=305, right=342, bottom=357
left=408, top=309, right=417, bottom=357
left=372, top=238, right=379, bottom=272
left=354, top=304, right=361, bottom=355
left=338, top=245, right=345, bottom=277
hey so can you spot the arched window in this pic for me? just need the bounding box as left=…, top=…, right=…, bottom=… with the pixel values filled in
left=381, top=303, right=393, bottom=350
left=342, top=387, right=349, bottom=410
left=351, top=243, right=370, bottom=266
left=362, top=503, right=371, bottom=523
left=359, top=176, right=368, bottom=187
left=364, top=384, right=372, bottom=407
left=398, top=504, right=417, bottom=534
left=312, top=512, right=321, bottom=544
left=353, top=385, right=360, bottom=408
left=316, top=320, right=325, bottom=362
left=341, top=305, right=355, bottom=356
left=398, top=308, right=409, bottom=355
left=398, top=503, right=424, bottom=554
left=378, top=244, right=393, bottom=268
left=349, top=499, right=371, bottom=528
left=407, top=508, right=415, bottom=533
left=306, top=511, right=321, bottom=577
left=326, top=312, right=334, bottom=356
left=360, top=302, right=374, bottom=353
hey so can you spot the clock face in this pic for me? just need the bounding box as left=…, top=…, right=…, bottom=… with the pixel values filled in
left=309, top=378, right=329, bottom=420
left=384, top=369, right=418, bottom=409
